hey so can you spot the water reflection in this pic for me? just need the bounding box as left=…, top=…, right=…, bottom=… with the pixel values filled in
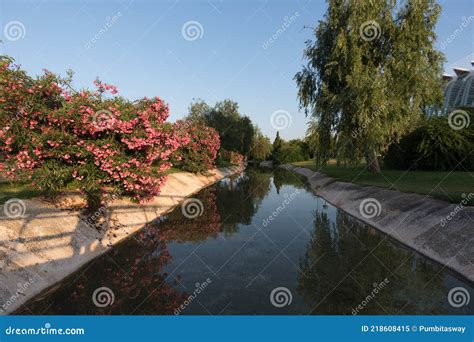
left=298, top=211, right=447, bottom=314
left=18, top=168, right=473, bottom=315
left=215, top=167, right=272, bottom=234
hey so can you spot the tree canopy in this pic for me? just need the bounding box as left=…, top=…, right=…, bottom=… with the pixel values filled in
left=187, top=99, right=255, bottom=156
left=249, top=127, right=273, bottom=161
left=295, top=0, right=444, bottom=172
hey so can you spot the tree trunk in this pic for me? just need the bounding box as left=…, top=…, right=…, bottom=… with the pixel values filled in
left=85, top=189, right=103, bottom=214
left=365, top=147, right=380, bottom=173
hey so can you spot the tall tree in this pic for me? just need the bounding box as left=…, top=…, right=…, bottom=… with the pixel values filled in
left=187, top=99, right=255, bottom=156
left=187, top=99, right=211, bottom=123
left=305, top=119, right=319, bottom=159
left=272, top=131, right=283, bottom=164
left=295, top=0, right=444, bottom=172
left=250, top=127, right=273, bottom=161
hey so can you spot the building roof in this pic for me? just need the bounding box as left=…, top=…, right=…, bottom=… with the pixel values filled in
left=441, top=66, right=474, bottom=114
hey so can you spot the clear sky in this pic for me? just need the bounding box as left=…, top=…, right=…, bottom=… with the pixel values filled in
left=0, top=0, right=472, bottom=140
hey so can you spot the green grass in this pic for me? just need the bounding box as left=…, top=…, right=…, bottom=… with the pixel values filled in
left=0, top=180, right=43, bottom=205
left=215, top=160, right=235, bottom=168
left=164, top=167, right=182, bottom=175
left=0, top=163, right=232, bottom=204
left=291, top=160, right=474, bottom=205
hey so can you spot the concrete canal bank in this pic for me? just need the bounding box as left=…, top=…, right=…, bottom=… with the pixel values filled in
left=284, top=164, right=474, bottom=283
left=0, top=166, right=243, bottom=314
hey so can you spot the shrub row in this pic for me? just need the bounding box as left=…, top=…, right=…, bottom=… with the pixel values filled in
left=0, top=56, right=220, bottom=208
left=384, top=111, right=474, bottom=171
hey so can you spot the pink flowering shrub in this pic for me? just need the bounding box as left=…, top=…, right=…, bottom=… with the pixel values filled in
left=219, top=150, right=244, bottom=165
left=172, top=120, right=220, bottom=173
left=0, top=56, right=181, bottom=209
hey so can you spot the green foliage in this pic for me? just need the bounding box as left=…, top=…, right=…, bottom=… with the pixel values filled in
left=384, top=114, right=474, bottom=171
left=249, top=127, right=272, bottom=161
left=186, top=99, right=255, bottom=156
left=295, top=0, right=444, bottom=172
left=279, top=139, right=311, bottom=164
left=272, top=133, right=310, bottom=164
left=187, top=99, right=211, bottom=123
left=271, top=131, right=283, bottom=164
left=304, top=120, right=319, bottom=158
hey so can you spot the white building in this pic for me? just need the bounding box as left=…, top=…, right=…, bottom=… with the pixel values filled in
left=441, top=61, right=474, bottom=114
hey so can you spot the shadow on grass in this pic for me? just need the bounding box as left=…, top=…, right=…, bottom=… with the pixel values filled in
left=291, top=160, right=474, bottom=205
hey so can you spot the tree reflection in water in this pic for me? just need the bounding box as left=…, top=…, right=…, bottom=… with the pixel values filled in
left=21, top=188, right=223, bottom=315
left=17, top=168, right=471, bottom=315
left=297, top=210, right=446, bottom=314
left=20, top=170, right=274, bottom=315
left=215, top=167, right=272, bottom=235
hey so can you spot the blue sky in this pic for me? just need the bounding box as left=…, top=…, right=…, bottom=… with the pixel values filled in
left=0, top=0, right=472, bottom=140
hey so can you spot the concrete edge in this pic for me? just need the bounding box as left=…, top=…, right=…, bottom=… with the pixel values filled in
left=282, top=164, right=474, bottom=284
left=0, top=165, right=244, bottom=314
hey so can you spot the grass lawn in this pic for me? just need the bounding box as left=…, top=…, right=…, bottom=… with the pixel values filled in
left=0, top=180, right=43, bottom=205
left=291, top=159, right=474, bottom=205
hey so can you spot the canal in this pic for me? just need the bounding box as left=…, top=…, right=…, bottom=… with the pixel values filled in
left=18, top=167, right=474, bottom=315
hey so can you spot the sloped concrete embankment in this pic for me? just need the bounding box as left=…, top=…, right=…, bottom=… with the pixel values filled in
left=0, top=166, right=243, bottom=314
left=283, top=164, right=474, bottom=283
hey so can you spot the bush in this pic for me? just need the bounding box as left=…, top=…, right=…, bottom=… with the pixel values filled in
left=172, top=120, right=220, bottom=173
left=219, top=150, right=244, bottom=165
left=0, top=56, right=182, bottom=209
left=277, top=139, right=311, bottom=164
left=384, top=113, right=474, bottom=171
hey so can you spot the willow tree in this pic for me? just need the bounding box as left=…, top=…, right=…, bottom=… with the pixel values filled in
left=295, top=0, right=444, bottom=172
left=250, top=127, right=273, bottom=161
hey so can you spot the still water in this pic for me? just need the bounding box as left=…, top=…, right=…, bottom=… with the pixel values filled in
left=19, top=167, right=474, bottom=315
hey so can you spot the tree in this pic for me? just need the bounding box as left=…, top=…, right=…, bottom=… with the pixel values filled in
left=278, top=139, right=311, bottom=164
left=304, top=120, right=319, bottom=158
left=295, top=0, right=444, bottom=173
left=187, top=99, right=255, bottom=156
left=187, top=98, right=211, bottom=123
left=272, top=131, right=283, bottom=164
left=249, top=127, right=272, bottom=161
